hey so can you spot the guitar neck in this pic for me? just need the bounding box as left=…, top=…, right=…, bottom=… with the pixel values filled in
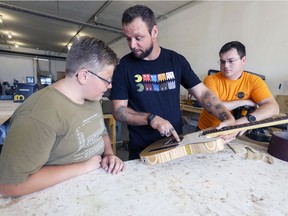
left=202, top=115, right=288, bottom=138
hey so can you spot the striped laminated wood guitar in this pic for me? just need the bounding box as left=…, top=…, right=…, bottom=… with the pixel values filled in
left=140, top=115, right=288, bottom=165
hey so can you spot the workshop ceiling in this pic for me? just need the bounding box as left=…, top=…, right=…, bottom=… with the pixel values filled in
left=0, top=1, right=194, bottom=55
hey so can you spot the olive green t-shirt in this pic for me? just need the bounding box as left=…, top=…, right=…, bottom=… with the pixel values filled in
left=0, top=86, right=106, bottom=184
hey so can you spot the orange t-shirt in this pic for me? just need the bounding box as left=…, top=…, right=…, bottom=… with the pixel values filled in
left=198, top=71, right=273, bottom=129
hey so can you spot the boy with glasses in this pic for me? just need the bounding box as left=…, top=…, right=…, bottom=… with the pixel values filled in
left=0, top=36, right=124, bottom=196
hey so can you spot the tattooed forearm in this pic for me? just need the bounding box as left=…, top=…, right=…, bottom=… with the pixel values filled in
left=116, top=106, right=127, bottom=123
left=218, top=112, right=227, bottom=122
left=116, top=106, right=146, bottom=124
left=201, top=90, right=229, bottom=121
left=206, top=101, right=212, bottom=109
left=215, top=104, right=222, bottom=109
left=126, top=111, right=146, bottom=116
left=202, top=91, right=218, bottom=110
left=205, top=102, right=223, bottom=112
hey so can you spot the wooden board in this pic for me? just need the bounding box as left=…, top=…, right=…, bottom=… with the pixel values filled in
left=140, top=134, right=224, bottom=165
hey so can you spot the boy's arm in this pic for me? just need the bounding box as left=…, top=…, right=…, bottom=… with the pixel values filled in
left=0, top=155, right=102, bottom=197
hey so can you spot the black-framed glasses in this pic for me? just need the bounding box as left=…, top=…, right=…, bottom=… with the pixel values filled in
left=86, top=70, right=112, bottom=85
left=218, top=58, right=241, bottom=65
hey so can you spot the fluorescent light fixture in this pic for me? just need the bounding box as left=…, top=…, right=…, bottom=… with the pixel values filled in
left=33, top=57, right=49, bottom=61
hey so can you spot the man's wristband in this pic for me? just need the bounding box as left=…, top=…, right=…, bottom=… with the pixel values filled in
left=147, top=113, right=156, bottom=126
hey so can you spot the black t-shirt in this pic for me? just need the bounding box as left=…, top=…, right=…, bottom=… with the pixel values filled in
left=110, top=47, right=201, bottom=158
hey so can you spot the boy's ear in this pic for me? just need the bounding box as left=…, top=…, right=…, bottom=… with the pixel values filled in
left=76, top=70, right=88, bottom=84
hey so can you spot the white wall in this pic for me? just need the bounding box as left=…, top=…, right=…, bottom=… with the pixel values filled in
left=110, top=1, right=288, bottom=97
left=0, top=55, right=34, bottom=84
left=0, top=53, right=66, bottom=85
left=1, top=1, right=287, bottom=96
left=0, top=43, right=66, bottom=86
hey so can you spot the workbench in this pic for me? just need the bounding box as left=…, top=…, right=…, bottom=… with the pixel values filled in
left=1, top=139, right=287, bottom=216
left=0, top=100, right=21, bottom=125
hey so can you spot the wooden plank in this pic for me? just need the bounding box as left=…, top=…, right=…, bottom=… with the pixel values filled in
left=140, top=136, right=224, bottom=165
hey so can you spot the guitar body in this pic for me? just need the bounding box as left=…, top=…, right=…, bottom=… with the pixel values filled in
left=140, top=115, right=288, bottom=165
left=140, top=132, right=224, bottom=165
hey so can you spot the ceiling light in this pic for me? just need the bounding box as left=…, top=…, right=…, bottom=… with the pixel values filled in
left=8, top=32, right=12, bottom=39
left=0, top=15, right=3, bottom=23
left=14, top=43, right=19, bottom=48
left=33, top=57, right=49, bottom=61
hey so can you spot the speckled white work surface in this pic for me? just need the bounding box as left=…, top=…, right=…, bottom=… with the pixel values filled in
left=1, top=145, right=288, bottom=216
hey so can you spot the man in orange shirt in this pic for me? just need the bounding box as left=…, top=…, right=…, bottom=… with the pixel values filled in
left=198, top=41, right=279, bottom=130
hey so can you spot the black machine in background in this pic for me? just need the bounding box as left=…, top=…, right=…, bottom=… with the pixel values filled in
left=0, top=77, right=39, bottom=102
left=1, top=81, right=17, bottom=97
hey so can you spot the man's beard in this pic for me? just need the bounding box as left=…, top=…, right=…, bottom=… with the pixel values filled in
left=132, top=44, right=153, bottom=59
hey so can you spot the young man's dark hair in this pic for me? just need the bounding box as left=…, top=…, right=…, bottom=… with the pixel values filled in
left=219, top=41, right=246, bottom=59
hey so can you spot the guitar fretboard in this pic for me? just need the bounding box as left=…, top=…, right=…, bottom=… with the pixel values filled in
left=202, top=115, right=288, bottom=136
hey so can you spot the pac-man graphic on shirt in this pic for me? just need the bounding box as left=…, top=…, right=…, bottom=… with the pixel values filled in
left=152, top=83, right=160, bottom=91
left=144, top=83, right=153, bottom=91
left=158, top=73, right=166, bottom=82
left=134, top=71, right=176, bottom=92
left=142, top=74, right=151, bottom=82
left=160, top=82, right=168, bottom=91
left=150, top=74, right=158, bottom=83
left=136, top=83, right=144, bottom=92
left=168, top=80, right=176, bottom=89
left=134, top=74, right=142, bottom=83
left=166, top=71, right=175, bottom=80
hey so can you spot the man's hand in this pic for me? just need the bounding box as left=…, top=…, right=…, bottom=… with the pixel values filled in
left=216, top=119, right=238, bottom=143
left=101, top=155, right=125, bottom=175
left=149, top=115, right=181, bottom=142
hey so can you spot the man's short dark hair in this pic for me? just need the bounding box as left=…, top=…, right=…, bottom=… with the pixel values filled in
left=122, top=5, right=157, bottom=34
left=219, top=41, right=246, bottom=58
